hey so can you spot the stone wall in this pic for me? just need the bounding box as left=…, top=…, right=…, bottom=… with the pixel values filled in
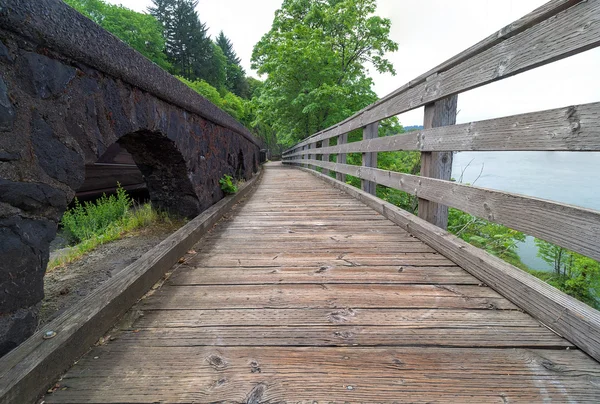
left=0, top=1, right=261, bottom=356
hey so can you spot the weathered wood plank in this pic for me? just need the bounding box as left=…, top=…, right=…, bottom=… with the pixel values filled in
left=142, top=284, right=516, bottom=310
left=168, top=265, right=473, bottom=285
left=286, top=0, right=598, bottom=148
left=321, top=137, right=330, bottom=176
left=291, top=159, right=600, bottom=262
left=286, top=102, right=600, bottom=156
left=192, top=255, right=455, bottom=268
left=134, top=308, right=541, bottom=328
left=113, top=325, right=570, bottom=348
left=418, top=96, right=457, bottom=228
left=300, top=166, right=600, bottom=362
left=336, top=132, right=347, bottom=182
left=361, top=122, right=378, bottom=195
left=45, top=346, right=600, bottom=403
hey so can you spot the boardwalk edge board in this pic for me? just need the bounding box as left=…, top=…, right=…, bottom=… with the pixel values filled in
left=296, top=166, right=600, bottom=363
left=0, top=168, right=263, bottom=404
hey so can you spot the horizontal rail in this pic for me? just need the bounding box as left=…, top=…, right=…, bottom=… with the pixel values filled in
left=300, top=165, right=600, bottom=363
left=285, top=159, right=600, bottom=262
left=286, top=0, right=599, bottom=150
left=285, top=102, right=600, bottom=157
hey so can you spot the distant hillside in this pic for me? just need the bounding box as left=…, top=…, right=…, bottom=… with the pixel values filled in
left=403, top=125, right=424, bottom=132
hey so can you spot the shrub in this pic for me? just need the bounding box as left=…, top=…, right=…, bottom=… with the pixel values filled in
left=219, top=174, right=238, bottom=195
left=61, top=184, right=132, bottom=244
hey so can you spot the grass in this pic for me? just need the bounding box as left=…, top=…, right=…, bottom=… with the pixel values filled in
left=48, top=186, right=184, bottom=272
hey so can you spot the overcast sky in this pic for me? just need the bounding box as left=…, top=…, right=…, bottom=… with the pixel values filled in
left=105, top=0, right=600, bottom=126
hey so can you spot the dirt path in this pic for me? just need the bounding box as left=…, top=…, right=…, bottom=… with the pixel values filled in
left=40, top=225, right=180, bottom=327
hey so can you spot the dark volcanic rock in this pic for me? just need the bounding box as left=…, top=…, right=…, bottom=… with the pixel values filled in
left=0, top=77, right=15, bottom=131
left=0, top=216, right=56, bottom=312
left=0, top=40, right=12, bottom=63
left=31, top=112, right=85, bottom=189
left=20, top=51, right=75, bottom=99
left=0, top=307, right=38, bottom=357
left=0, top=179, right=67, bottom=220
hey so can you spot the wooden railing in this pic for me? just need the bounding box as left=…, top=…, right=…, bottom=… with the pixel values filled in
left=283, top=0, right=600, bottom=361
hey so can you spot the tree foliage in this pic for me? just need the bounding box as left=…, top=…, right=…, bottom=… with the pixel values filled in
left=251, top=0, right=398, bottom=145
left=64, top=0, right=171, bottom=70
left=148, top=0, right=217, bottom=84
left=534, top=239, right=600, bottom=308
left=217, top=31, right=250, bottom=98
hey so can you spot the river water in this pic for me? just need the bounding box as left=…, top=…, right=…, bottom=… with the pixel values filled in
left=452, top=151, right=600, bottom=271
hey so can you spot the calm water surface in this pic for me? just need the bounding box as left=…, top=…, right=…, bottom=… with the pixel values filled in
left=452, top=152, right=600, bottom=271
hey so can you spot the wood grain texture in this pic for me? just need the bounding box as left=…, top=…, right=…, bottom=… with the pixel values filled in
left=133, top=308, right=541, bottom=328
left=299, top=164, right=600, bottom=363
left=418, top=96, right=457, bottom=228
left=289, top=158, right=600, bottom=262
left=46, top=347, right=600, bottom=403
left=44, top=163, right=600, bottom=403
left=361, top=122, right=378, bottom=195
left=286, top=0, right=597, bottom=148
left=336, top=132, right=348, bottom=182
left=285, top=102, right=600, bottom=156
left=321, top=137, right=330, bottom=176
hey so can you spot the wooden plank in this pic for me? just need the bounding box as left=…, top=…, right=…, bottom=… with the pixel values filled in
left=0, top=168, right=264, bottom=404
left=113, top=325, right=570, bottom=348
left=336, top=132, right=347, bottom=182
left=193, top=242, right=435, bottom=252
left=45, top=346, right=600, bottom=403
left=290, top=159, right=600, bottom=262
left=142, top=284, right=516, bottom=310
left=191, top=254, right=456, bottom=268
left=321, top=138, right=330, bottom=176
left=361, top=122, right=378, bottom=195
left=286, top=0, right=599, bottom=148
left=134, top=308, right=541, bottom=328
left=168, top=265, right=474, bottom=285
left=285, top=102, right=600, bottom=156
left=419, top=96, right=457, bottom=228
left=300, top=166, right=600, bottom=362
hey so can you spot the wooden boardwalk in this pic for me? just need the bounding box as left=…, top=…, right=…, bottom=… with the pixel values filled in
left=46, top=163, right=600, bottom=403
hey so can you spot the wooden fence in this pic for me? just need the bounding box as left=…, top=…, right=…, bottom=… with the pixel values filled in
left=282, top=0, right=600, bottom=361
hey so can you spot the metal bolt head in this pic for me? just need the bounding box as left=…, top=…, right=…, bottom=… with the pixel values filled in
left=43, top=330, right=57, bottom=339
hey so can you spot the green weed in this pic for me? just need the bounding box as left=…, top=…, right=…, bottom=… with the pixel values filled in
left=219, top=174, right=238, bottom=195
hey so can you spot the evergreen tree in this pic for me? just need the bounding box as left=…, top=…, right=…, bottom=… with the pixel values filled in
left=148, top=0, right=216, bottom=83
left=216, top=31, right=249, bottom=98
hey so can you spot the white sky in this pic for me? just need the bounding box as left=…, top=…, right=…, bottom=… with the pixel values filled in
left=105, top=0, right=600, bottom=126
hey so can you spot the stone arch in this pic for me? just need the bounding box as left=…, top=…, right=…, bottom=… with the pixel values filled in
left=117, top=130, right=200, bottom=218
left=0, top=37, right=260, bottom=354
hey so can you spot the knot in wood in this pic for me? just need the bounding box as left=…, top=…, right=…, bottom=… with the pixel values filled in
left=207, top=354, right=228, bottom=370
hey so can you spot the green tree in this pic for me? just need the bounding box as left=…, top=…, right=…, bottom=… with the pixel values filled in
left=251, top=0, right=398, bottom=145
left=216, top=31, right=250, bottom=98
left=148, top=0, right=217, bottom=83
left=64, top=0, right=171, bottom=70
left=202, top=43, right=228, bottom=91
left=534, top=239, right=600, bottom=308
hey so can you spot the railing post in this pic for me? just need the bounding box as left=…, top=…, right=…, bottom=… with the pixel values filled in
left=302, top=145, right=308, bottom=168
left=361, top=122, right=378, bottom=195
left=418, top=95, right=458, bottom=229
left=322, top=138, right=329, bottom=176
left=336, top=133, right=347, bottom=182
left=308, top=142, right=314, bottom=170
